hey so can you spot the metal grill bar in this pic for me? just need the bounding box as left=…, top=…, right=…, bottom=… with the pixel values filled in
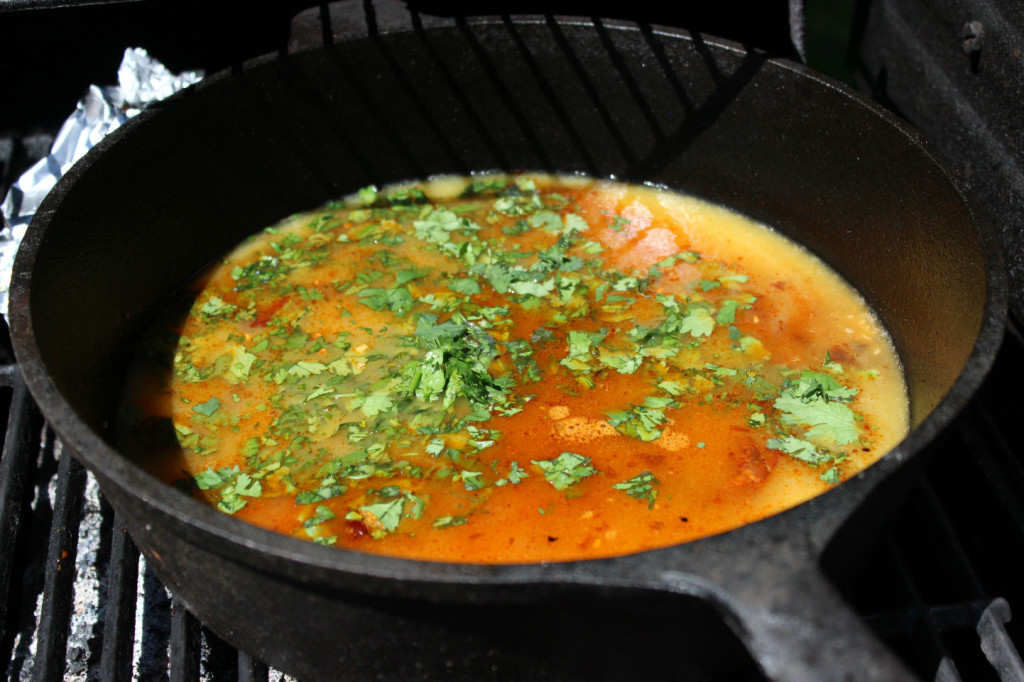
left=169, top=599, right=200, bottom=682
left=0, top=372, right=42, bottom=655
left=32, top=440, right=86, bottom=682
left=98, top=516, right=139, bottom=682
left=978, top=599, right=1024, bottom=681
left=238, top=652, right=270, bottom=682
left=848, top=318, right=1024, bottom=680
left=961, top=403, right=1024, bottom=542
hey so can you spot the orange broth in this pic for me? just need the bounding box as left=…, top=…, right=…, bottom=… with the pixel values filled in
left=117, top=174, right=908, bottom=563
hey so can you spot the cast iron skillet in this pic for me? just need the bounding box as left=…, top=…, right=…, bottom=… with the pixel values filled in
left=8, top=4, right=1007, bottom=680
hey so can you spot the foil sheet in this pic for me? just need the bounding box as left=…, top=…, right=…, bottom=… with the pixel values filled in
left=0, top=47, right=203, bottom=317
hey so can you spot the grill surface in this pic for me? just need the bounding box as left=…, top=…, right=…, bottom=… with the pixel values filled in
left=2, top=1, right=1023, bottom=680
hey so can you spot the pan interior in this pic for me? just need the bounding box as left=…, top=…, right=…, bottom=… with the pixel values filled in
left=20, top=21, right=985, bottom=500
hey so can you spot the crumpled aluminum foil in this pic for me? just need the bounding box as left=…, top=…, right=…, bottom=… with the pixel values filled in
left=0, top=47, right=203, bottom=316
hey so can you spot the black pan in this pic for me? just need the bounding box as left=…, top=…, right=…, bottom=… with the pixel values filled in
left=8, top=4, right=1007, bottom=680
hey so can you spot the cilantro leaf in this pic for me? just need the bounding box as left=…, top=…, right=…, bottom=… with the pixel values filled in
left=303, top=505, right=336, bottom=528
left=774, top=393, right=860, bottom=445
left=507, top=461, right=528, bottom=484
left=460, top=470, right=486, bottom=491
left=527, top=210, right=563, bottom=232
left=232, top=256, right=288, bottom=291
left=288, top=361, right=327, bottom=378
left=563, top=214, right=589, bottom=235
left=607, top=399, right=675, bottom=442
left=217, top=497, right=247, bottom=515
left=448, top=278, right=482, bottom=295
left=792, top=371, right=859, bottom=402
left=395, top=268, right=431, bottom=286
left=296, top=483, right=346, bottom=504
left=532, top=452, right=598, bottom=490
left=200, top=296, right=236, bottom=318
left=510, top=278, right=556, bottom=298
left=823, top=350, right=844, bottom=373
left=612, top=471, right=660, bottom=509
left=679, top=305, right=715, bottom=338
left=412, top=314, right=467, bottom=346
left=359, top=498, right=405, bottom=533
left=433, top=515, right=469, bottom=529
left=560, top=328, right=608, bottom=374
left=358, top=286, right=414, bottom=314
left=385, top=187, right=428, bottom=206
left=598, top=350, right=643, bottom=374
left=766, top=435, right=834, bottom=466
left=360, top=393, right=395, bottom=417
left=193, top=397, right=222, bottom=417
left=425, top=437, right=445, bottom=457
left=413, top=209, right=480, bottom=244
left=234, top=473, right=262, bottom=497
left=357, top=185, right=378, bottom=204
left=193, top=468, right=226, bottom=490
left=716, top=299, right=740, bottom=325
left=225, top=348, right=257, bottom=383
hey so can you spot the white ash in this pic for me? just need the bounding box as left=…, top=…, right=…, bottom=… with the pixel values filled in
left=64, top=468, right=104, bottom=681
left=6, top=438, right=297, bottom=680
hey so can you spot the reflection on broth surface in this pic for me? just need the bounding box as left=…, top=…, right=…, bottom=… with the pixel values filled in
left=117, top=174, right=908, bottom=563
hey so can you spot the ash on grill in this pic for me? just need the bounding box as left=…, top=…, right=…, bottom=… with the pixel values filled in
left=2, top=1, right=1023, bottom=680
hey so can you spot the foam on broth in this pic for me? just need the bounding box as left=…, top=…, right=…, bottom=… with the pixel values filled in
left=117, top=174, right=908, bottom=563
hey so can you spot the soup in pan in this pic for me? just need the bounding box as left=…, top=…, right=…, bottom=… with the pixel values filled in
left=117, top=174, right=908, bottom=563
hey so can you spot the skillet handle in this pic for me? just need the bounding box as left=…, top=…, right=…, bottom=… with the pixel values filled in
left=696, top=561, right=918, bottom=681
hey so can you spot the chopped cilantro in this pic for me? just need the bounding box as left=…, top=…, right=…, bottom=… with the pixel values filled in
left=192, top=397, right=221, bottom=417
left=359, top=498, right=405, bottom=535
left=303, top=505, right=336, bottom=528
left=433, top=515, right=469, bottom=529
left=679, top=305, right=715, bottom=338
left=532, top=452, right=598, bottom=490
left=716, top=299, right=740, bottom=324
left=823, top=350, right=845, bottom=374
left=385, top=187, right=428, bottom=206
left=448, top=278, right=482, bottom=295
left=358, top=286, right=414, bottom=314
left=193, top=468, right=226, bottom=490
left=200, top=296, right=236, bottom=318
left=820, top=467, right=842, bottom=484
left=778, top=387, right=860, bottom=446
left=612, top=471, right=660, bottom=509
left=357, top=185, right=378, bottom=204
left=232, top=256, right=288, bottom=291
left=507, top=461, right=529, bottom=484
left=359, top=393, right=395, bottom=417
left=767, top=435, right=834, bottom=466
left=234, top=473, right=262, bottom=497
left=460, top=470, right=486, bottom=491
left=607, top=398, right=675, bottom=442
left=395, top=268, right=431, bottom=286
left=609, top=215, right=629, bottom=232
left=413, top=209, right=480, bottom=244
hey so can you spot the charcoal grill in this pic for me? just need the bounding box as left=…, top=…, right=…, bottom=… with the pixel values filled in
left=1, top=1, right=1023, bottom=680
